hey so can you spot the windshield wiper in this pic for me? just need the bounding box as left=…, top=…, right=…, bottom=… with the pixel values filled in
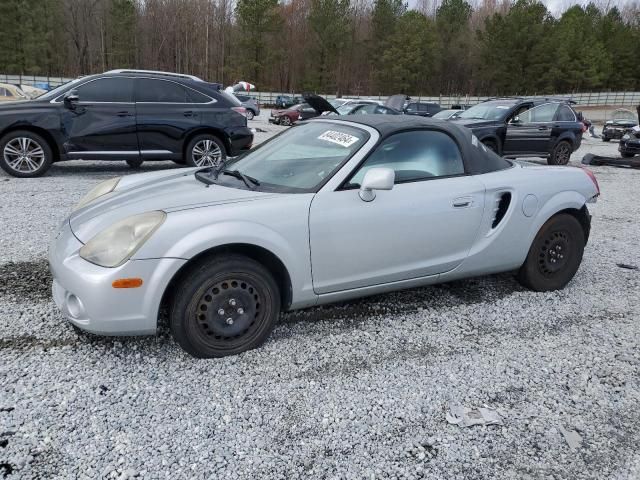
left=194, top=169, right=215, bottom=185
left=222, top=169, right=260, bottom=189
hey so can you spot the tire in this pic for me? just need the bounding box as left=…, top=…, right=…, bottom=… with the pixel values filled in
left=602, top=137, right=610, bottom=142
left=621, top=151, right=635, bottom=158
left=548, top=140, right=572, bottom=165
left=280, top=116, right=292, bottom=126
left=170, top=254, right=281, bottom=358
left=0, top=130, right=54, bottom=177
left=126, top=158, right=144, bottom=169
left=185, top=134, right=226, bottom=168
left=482, top=139, right=500, bottom=155
left=517, top=213, right=585, bottom=292
left=246, top=109, right=255, bottom=121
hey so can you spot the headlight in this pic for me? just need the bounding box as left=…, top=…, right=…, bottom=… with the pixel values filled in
left=79, top=211, right=166, bottom=267
left=622, top=134, right=631, bottom=140
left=75, top=177, right=120, bottom=211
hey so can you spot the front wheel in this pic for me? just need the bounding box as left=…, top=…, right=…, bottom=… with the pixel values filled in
left=185, top=134, right=226, bottom=168
left=170, top=255, right=281, bottom=358
left=246, top=109, right=255, bottom=120
left=621, top=151, right=635, bottom=158
left=517, top=213, right=585, bottom=291
left=602, top=137, right=610, bottom=142
left=0, top=130, right=54, bottom=177
left=548, top=140, right=572, bottom=165
left=279, top=116, right=292, bottom=126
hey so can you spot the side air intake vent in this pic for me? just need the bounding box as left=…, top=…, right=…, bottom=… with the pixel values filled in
left=491, top=192, right=511, bottom=229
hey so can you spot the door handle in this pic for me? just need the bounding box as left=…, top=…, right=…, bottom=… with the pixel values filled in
left=452, top=197, right=473, bottom=208
left=183, top=111, right=195, bottom=117
left=537, top=126, right=549, bottom=131
left=116, top=111, right=132, bottom=117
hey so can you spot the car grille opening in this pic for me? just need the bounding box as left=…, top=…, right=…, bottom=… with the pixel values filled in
left=492, top=192, right=511, bottom=229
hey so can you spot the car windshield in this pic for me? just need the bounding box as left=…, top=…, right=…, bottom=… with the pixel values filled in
left=336, top=104, right=360, bottom=115
left=329, top=99, right=347, bottom=108
left=458, top=101, right=515, bottom=121
left=221, top=122, right=369, bottom=192
left=432, top=109, right=456, bottom=119
left=611, top=109, right=636, bottom=122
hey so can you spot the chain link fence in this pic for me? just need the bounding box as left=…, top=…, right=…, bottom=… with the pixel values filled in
left=2, top=73, right=640, bottom=108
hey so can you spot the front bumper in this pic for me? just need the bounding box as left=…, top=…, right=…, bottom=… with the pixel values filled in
left=49, top=220, right=186, bottom=335
left=619, top=139, right=640, bottom=155
left=603, top=128, right=625, bottom=140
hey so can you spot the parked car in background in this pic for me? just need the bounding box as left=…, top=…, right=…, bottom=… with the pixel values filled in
left=0, top=69, right=252, bottom=177
left=619, top=126, right=640, bottom=158
left=602, top=108, right=638, bottom=141
left=404, top=102, right=442, bottom=117
left=304, top=95, right=399, bottom=116
left=235, top=94, right=260, bottom=120
left=329, top=98, right=381, bottom=110
left=49, top=115, right=599, bottom=358
left=275, top=95, right=303, bottom=108
left=0, top=83, right=28, bottom=102
left=15, top=84, right=47, bottom=99
left=432, top=109, right=462, bottom=120
left=450, top=98, right=584, bottom=165
left=269, top=103, right=319, bottom=125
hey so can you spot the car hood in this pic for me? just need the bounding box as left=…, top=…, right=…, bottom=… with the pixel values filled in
left=69, top=168, right=280, bottom=243
left=450, top=117, right=502, bottom=128
left=605, top=120, right=637, bottom=127
left=303, top=94, right=339, bottom=115
left=0, top=99, right=38, bottom=109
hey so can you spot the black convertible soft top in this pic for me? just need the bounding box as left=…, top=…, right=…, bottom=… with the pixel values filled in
left=320, top=115, right=512, bottom=175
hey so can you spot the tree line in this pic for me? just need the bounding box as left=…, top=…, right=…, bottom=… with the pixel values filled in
left=0, top=0, right=638, bottom=96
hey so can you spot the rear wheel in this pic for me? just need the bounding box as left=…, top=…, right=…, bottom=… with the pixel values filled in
left=170, top=255, right=281, bottom=358
left=0, top=130, right=53, bottom=177
left=185, top=134, right=226, bottom=168
left=548, top=140, right=572, bottom=165
left=246, top=109, right=255, bottom=120
left=126, top=158, right=144, bottom=169
left=517, top=213, right=585, bottom=291
left=602, top=137, right=610, bottom=142
left=280, top=116, right=292, bottom=126
left=621, top=151, right=635, bottom=158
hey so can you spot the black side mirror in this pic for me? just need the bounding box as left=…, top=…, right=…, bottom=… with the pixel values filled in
left=64, top=90, right=79, bottom=109
left=510, top=116, right=521, bottom=125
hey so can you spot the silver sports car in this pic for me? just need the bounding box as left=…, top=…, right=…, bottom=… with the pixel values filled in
left=49, top=116, right=600, bottom=358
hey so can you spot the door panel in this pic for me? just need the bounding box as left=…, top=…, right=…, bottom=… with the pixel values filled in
left=309, top=176, right=486, bottom=294
left=135, top=78, right=204, bottom=158
left=61, top=77, right=138, bottom=156
left=504, top=103, right=558, bottom=155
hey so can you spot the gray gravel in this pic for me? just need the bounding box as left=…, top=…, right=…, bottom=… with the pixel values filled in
left=1, top=116, right=639, bottom=479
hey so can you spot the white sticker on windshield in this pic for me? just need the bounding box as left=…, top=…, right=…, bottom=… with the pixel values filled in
left=318, top=130, right=359, bottom=148
left=496, top=106, right=510, bottom=109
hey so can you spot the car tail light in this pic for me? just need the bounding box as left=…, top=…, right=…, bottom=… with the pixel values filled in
left=582, top=167, right=600, bottom=195
left=232, top=106, right=247, bottom=117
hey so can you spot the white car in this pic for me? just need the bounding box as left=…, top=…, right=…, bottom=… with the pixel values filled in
left=49, top=116, right=599, bottom=358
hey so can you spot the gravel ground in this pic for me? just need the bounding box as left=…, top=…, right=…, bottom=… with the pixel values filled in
left=1, top=115, right=639, bottom=479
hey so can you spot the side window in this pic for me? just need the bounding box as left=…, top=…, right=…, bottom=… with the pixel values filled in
left=519, top=103, right=559, bottom=123
left=418, top=104, right=429, bottom=112
left=136, top=78, right=191, bottom=103
left=186, top=88, right=212, bottom=103
left=555, top=105, right=576, bottom=121
left=75, top=77, right=134, bottom=103
left=355, top=104, right=377, bottom=114
left=348, top=130, right=465, bottom=186
left=405, top=103, right=418, bottom=112
left=0, top=88, right=8, bottom=97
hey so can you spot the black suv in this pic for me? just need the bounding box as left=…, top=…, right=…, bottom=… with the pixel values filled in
left=403, top=102, right=442, bottom=117
left=450, top=98, right=584, bottom=165
left=0, top=70, right=253, bottom=177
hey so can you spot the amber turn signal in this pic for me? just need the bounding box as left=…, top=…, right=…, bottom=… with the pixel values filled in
left=112, top=278, right=144, bottom=289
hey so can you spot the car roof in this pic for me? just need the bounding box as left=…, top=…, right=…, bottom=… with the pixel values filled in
left=324, top=114, right=461, bottom=136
